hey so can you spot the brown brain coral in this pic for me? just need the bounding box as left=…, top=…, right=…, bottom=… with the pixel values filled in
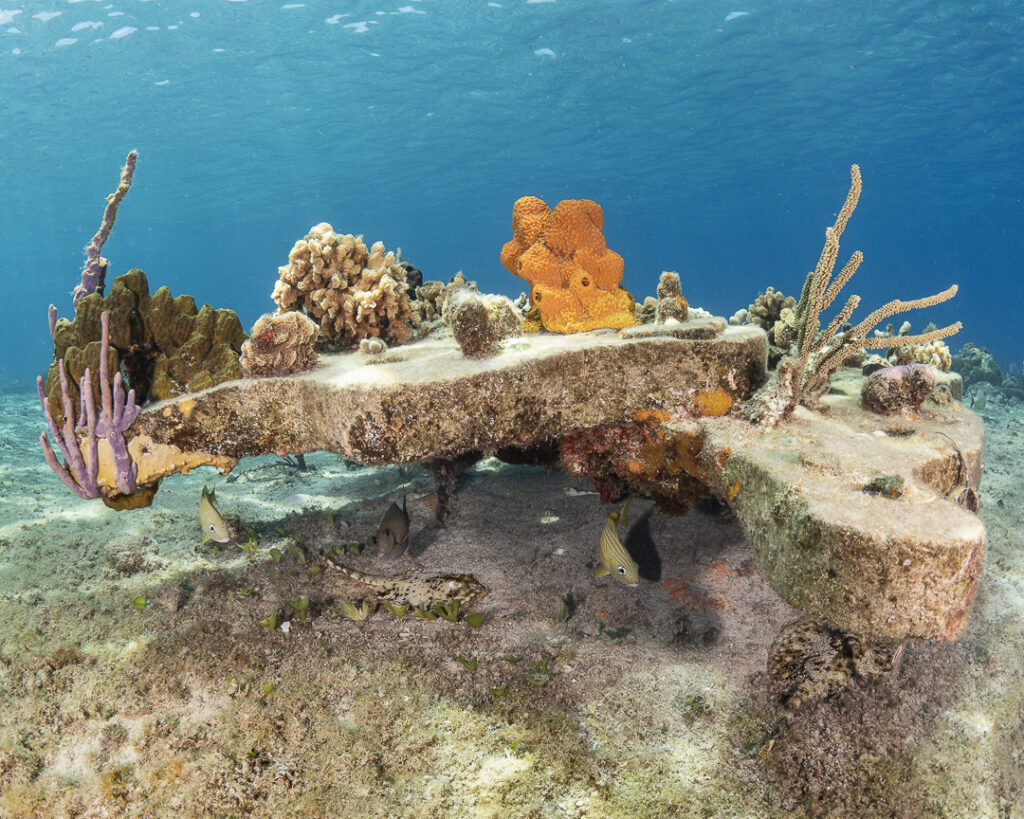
left=272, top=223, right=414, bottom=348
left=241, top=311, right=319, bottom=376
left=500, top=197, right=636, bottom=334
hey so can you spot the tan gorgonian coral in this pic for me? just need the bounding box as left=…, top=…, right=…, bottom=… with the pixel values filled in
left=794, top=167, right=960, bottom=394
left=241, top=312, right=319, bottom=377
left=745, top=165, right=962, bottom=425
left=272, top=223, right=414, bottom=348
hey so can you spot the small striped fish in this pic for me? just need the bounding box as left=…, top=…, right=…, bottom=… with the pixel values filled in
left=594, top=497, right=638, bottom=586
left=200, top=485, right=231, bottom=543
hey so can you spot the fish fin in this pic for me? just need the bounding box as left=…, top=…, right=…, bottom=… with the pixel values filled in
left=391, top=533, right=410, bottom=559
left=594, top=564, right=610, bottom=578
left=201, top=530, right=210, bottom=543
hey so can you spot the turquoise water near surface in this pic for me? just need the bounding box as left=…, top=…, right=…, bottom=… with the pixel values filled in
left=1, top=0, right=1020, bottom=381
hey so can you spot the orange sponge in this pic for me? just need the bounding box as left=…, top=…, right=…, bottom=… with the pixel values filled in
left=501, top=196, right=636, bottom=333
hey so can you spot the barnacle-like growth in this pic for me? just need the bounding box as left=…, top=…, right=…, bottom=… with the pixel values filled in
left=500, top=196, right=636, bottom=333
left=444, top=289, right=523, bottom=358
left=746, top=165, right=962, bottom=425
left=272, top=224, right=414, bottom=348
left=655, top=271, right=689, bottom=324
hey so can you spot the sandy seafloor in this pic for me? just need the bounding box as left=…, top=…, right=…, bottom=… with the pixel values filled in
left=0, top=379, right=1021, bottom=819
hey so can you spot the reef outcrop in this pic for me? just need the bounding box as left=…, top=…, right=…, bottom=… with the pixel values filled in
left=500, top=196, right=637, bottom=333
left=39, top=158, right=986, bottom=656
left=702, top=367, right=983, bottom=640
left=89, top=313, right=984, bottom=642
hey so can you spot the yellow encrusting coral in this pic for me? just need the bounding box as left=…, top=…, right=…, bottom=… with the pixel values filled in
left=500, top=196, right=637, bottom=333
left=272, top=223, right=414, bottom=348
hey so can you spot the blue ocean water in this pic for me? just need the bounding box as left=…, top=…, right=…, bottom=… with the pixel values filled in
left=1, top=0, right=1021, bottom=386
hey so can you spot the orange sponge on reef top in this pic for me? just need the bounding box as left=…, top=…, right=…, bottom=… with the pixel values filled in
left=500, top=196, right=637, bottom=333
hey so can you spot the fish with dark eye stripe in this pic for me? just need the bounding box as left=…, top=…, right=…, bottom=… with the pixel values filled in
left=200, top=485, right=231, bottom=543
left=594, top=497, right=638, bottom=586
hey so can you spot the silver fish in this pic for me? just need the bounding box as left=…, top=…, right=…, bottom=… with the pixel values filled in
left=200, top=485, right=231, bottom=543
left=377, top=496, right=410, bottom=558
left=594, top=497, right=638, bottom=586
left=563, top=486, right=599, bottom=497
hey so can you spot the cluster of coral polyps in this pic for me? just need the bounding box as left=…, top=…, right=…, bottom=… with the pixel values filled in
left=272, top=223, right=414, bottom=348
left=500, top=196, right=637, bottom=333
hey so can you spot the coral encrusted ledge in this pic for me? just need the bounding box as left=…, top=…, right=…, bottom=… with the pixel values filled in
left=100, top=320, right=982, bottom=642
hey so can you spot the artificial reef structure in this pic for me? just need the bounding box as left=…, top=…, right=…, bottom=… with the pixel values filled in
left=39, top=158, right=983, bottom=649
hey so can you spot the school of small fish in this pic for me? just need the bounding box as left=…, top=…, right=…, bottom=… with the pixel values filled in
left=199, top=482, right=639, bottom=602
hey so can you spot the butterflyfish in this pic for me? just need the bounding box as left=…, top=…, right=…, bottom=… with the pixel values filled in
left=377, top=495, right=410, bottom=558
left=594, top=497, right=638, bottom=586
left=200, top=485, right=231, bottom=543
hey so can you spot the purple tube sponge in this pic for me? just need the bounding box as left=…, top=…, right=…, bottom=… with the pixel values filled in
left=38, top=311, right=140, bottom=499
left=73, top=150, right=138, bottom=307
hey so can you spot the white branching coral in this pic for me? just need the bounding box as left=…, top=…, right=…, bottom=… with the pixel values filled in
left=272, top=223, right=414, bottom=348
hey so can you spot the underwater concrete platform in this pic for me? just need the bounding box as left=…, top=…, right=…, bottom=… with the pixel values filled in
left=122, top=319, right=764, bottom=480
left=106, top=321, right=984, bottom=643
left=697, top=373, right=985, bottom=641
